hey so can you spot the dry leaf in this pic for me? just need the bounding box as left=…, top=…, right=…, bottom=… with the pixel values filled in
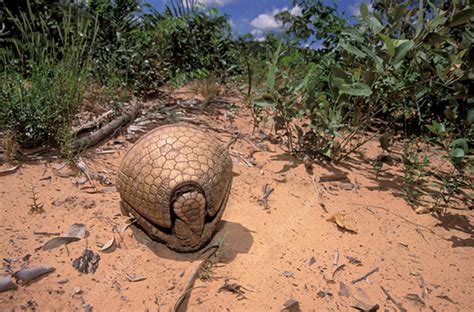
left=327, top=213, right=357, bottom=233
left=281, top=299, right=300, bottom=312
left=406, top=293, right=425, bottom=305
left=43, top=224, right=86, bottom=250
left=351, top=302, right=380, bottom=311
left=0, top=276, right=17, bottom=292
left=100, top=238, right=115, bottom=252
left=64, top=223, right=86, bottom=239
left=43, top=237, right=81, bottom=251
left=14, top=266, right=55, bottom=283
left=339, top=281, right=351, bottom=297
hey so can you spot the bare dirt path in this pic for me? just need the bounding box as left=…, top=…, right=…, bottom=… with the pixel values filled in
left=1, top=87, right=472, bottom=311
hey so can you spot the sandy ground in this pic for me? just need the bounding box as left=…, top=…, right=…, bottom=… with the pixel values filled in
left=0, top=87, right=473, bottom=311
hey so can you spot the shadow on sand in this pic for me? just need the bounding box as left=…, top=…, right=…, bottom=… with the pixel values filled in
left=130, top=220, right=253, bottom=262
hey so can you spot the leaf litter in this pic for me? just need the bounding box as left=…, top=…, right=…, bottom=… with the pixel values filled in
left=327, top=212, right=358, bottom=234
left=42, top=223, right=86, bottom=251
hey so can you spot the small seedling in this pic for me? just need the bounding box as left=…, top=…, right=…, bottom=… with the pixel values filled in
left=29, top=181, right=45, bottom=214
left=199, top=237, right=226, bottom=281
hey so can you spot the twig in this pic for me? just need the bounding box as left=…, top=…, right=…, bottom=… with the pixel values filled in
left=354, top=203, right=435, bottom=234
left=351, top=267, right=379, bottom=284
left=0, top=164, right=20, bottom=176
left=33, top=231, right=60, bottom=236
left=418, top=273, right=428, bottom=299
left=174, top=286, right=206, bottom=312
left=173, top=247, right=220, bottom=312
left=319, top=172, right=349, bottom=183
left=258, top=184, right=274, bottom=209
left=380, top=285, right=408, bottom=312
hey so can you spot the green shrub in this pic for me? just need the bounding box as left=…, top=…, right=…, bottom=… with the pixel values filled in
left=0, top=3, right=97, bottom=148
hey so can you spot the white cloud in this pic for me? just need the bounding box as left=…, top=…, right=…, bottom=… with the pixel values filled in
left=290, top=5, right=302, bottom=17
left=250, top=5, right=302, bottom=31
left=197, top=0, right=235, bottom=6
left=250, top=8, right=284, bottom=30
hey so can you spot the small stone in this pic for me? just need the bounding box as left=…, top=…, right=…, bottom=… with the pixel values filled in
left=58, top=278, right=69, bottom=284
left=73, top=287, right=82, bottom=294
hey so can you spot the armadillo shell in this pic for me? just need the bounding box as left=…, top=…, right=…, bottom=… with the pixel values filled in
left=117, top=123, right=233, bottom=252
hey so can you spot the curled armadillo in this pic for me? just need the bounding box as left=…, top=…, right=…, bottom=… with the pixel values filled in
left=117, top=123, right=233, bottom=252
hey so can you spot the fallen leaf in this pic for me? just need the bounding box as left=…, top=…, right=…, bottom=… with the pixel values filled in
left=42, top=224, right=86, bottom=250
left=14, top=266, right=55, bottom=284
left=281, top=299, right=300, bottom=312
left=351, top=302, right=380, bottom=311
left=100, top=238, right=115, bottom=252
left=218, top=280, right=248, bottom=300
left=42, top=237, right=81, bottom=251
left=339, top=281, right=351, bottom=297
left=64, top=223, right=87, bottom=239
left=317, top=290, right=333, bottom=298
left=436, top=294, right=457, bottom=304
left=406, top=293, right=425, bottom=305
left=0, top=276, right=17, bottom=292
left=73, top=287, right=82, bottom=294
left=327, top=213, right=357, bottom=233
left=127, top=274, right=146, bottom=282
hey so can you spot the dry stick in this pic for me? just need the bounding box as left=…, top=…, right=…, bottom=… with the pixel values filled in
left=380, top=285, right=408, bottom=312
left=73, top=101, right=140, bottom=152
left=173, top=247, right=219, bottom=312
left=0, top=164, right=20, bottom=176
left=353, top=203, right=435, bottom=234
left=351, top=267, right=379, bottom=285
left=33, top=231, right=60, bottom=236
left=72, top=109, right=114, bottom=135
left=319, top=172, right=349, bottom=183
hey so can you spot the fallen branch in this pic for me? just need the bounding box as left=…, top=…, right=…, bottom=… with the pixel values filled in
left=354, top=203, right=436, bottom=234
left=0, top=164, right=20, bottom=176
left=381, top=285, right=407, bottom=312
left=351, top=267, right=379, bottom=284
left=173, top=246, right=220, bottom=312
left=72, top=109, right=114, bottom=136
left=319, top=172, right=349, bottom=183
left=73, top=100, right=140, bottom=152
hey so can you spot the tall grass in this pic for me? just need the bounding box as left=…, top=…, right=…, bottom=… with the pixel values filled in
left=0, top=2, right=97, bottom=149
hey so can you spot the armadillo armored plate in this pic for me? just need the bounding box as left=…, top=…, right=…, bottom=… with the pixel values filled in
left=117, top=123, right=233, bottom=252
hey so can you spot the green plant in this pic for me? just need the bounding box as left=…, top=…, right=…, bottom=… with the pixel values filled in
left=1, top=2, right=98, bottom=149
left=29, top=181, right=45, bottom=214
left=199, top=237, right=226, bottom=281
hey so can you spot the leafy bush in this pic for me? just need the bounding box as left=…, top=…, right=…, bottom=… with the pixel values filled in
left=254, top=0, right=472, bottom=209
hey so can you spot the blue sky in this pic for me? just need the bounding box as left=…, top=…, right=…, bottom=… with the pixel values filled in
left=147, top=0, right=368, bottom=39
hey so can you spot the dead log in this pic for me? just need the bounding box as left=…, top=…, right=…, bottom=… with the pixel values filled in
left=73, top=100, right=140, bottom=152
left=72, top=109, right=114, bottom=136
